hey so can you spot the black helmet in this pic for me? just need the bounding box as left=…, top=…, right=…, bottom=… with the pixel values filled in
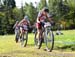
left=43, top=7, right=49, bottom=13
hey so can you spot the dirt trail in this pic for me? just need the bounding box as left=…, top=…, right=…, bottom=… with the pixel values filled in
left=0, top=46, right=75, bottom=57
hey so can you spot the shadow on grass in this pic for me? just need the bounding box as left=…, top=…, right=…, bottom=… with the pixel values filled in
left=54, top=44, right=75, bottom=51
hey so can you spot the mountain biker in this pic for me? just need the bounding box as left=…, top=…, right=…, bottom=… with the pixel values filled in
left=36, top=7, right=54, bottom=49
left=13, top=21, right=19, bottom=43
left=18, top=15, right=30, bottom=38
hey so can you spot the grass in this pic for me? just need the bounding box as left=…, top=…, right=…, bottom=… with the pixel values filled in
left=0, top=30, right=75, bottom=57
left=54, top=30, right=75, bottom=51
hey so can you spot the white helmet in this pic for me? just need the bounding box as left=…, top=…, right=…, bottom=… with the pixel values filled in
left=24, top=15, right=29, bottom=21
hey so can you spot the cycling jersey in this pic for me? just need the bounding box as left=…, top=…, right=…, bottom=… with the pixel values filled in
left=37, top=11, right=51, bottom=23
left=19, top=19, right=30, bottom=31
left=19, top=19, right=29, bottom=25
left=36, top=11, right=51, bottom=29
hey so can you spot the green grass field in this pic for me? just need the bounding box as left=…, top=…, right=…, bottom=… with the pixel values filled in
left=0, top=30, right=75, bottom=57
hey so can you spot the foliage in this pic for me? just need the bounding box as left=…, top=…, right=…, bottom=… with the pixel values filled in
left=0, top=0, right=75, bottom=34
left=0, top=0, right=16, bottom=34
left=37, top=0, right=47, bottom=11
left=48, top=0, right=75, bottom=29
left=23, top=2, right=37, bottom=24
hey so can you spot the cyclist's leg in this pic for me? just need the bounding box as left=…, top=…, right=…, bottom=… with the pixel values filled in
left=40, top=22, right=45, bottom=40
left=20, top=27, right=23, bottom=39
left=17, top=29, right=20, bottom=42
left=37, top=23, right=42, bottom=45
left=37, top=29, right=42, bottom=45
left=22, top=25, right=28, bottom=39
left=15, top=29, right=17, bottom=41
left=37, top=29, right=42, bottom=38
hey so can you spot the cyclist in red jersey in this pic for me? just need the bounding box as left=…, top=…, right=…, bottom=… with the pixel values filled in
left=18, top=16, right=30, bottom=38
left=36, top=7, right=53, bottom=46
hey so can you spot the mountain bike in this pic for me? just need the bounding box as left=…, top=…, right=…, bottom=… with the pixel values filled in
left=34, top=22, right=54, bottom=52
left=20, top=27, right=28, bottom=47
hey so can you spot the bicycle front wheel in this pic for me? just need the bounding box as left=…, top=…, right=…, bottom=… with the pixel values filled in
left=21, top=31, right=28, bottom=47
left=44, top=30, right=54, bottom=52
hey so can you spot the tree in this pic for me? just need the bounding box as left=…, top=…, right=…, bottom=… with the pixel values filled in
left=0, top=0, right=16, bottom=34
left=48, top=0, right=61, bottom=21
left=4, top=0, right=16, bottom=9
left=13, top=8, right=22, bottom=21
left=24, top=2, right=37, bottom=24
left=66, top=0, right=75, bottom=25
left=48, top=0, right=75, bottom=29
left=38, top=0, right=47, bottom=11
left=48, top=0, right=69, bottom=19
left=0, top=12, right=6, bottom=35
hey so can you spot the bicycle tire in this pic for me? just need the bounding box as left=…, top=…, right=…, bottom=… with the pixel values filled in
left=15, top=36, right=18, bottom=43
left=44, top=30, right=54, bottom=52
left=21, top=31, right=28, bottom=47
left=15, top=33, right=19, bottom=43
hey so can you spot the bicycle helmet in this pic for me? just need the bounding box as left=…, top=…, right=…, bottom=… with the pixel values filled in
left=24, top=15, right=29, bottom=21
left=42, top=7, right=49, bottom=13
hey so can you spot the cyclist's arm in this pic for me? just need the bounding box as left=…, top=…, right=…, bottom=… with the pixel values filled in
left=48, top=17, right=53, bottom=22
left=27, top=20, right=31, bottom=26
left=47, top=13, right=53, bottom=22
left=37, top=12, right=41, bottom=23
left=26, top=20, right=31, bottom=29
left=47, top=14, right=55, bottom=26
left=37, top=17, right=40, bottom=23
left=13, top=23, right=17, bottom=29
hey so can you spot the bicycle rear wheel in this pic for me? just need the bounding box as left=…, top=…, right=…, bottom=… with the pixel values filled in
left=44, top=30, right=54, bottom=52
left=21, top=31, right=28, bottom=47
